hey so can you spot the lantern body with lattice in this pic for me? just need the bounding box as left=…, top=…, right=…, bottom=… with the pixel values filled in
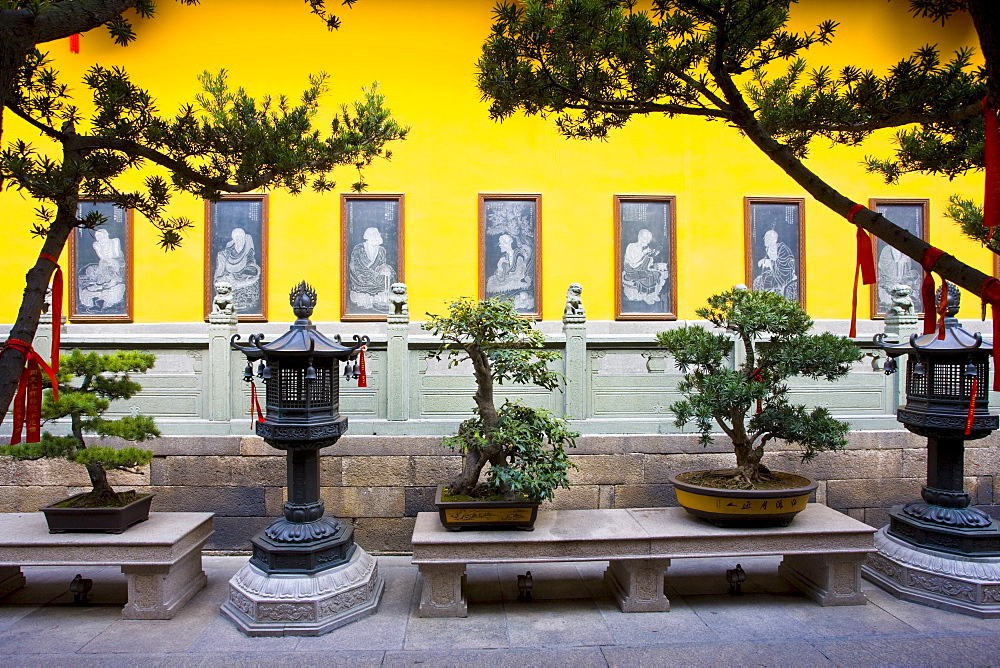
left=877, top=286, right=999, bottom=554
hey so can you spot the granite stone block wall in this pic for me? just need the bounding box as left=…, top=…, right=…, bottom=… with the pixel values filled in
left=2, top=430, right=996, bottom=553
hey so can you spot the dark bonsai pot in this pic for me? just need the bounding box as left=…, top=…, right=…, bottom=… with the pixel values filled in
left=435, top=485, right=539, bottom=531
left=41, top=493, right=154, bottom=534
left=669, top=471, right=816, bottom=527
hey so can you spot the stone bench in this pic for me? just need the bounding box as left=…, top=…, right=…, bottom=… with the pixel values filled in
left=411, top=504, right=876, bottom=617
left=0, top=512, right=213, bottom=620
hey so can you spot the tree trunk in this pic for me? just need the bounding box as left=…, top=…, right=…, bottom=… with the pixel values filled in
left=713, top=69, right=996, bottom=304
left=0, top=200, right=76, bottom=425
left=448, top=346, right=504, bottom=496
left=733, top=439, right=766, bottom=483
left=969, top=0, right=1000, bottom=107
left=83, top=461, right=120, bottom=504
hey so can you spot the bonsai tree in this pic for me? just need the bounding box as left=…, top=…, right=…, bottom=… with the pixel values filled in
left=423, top=297, right=578, bottom=501
left=0, top=350, right=159, bottom=507
left=656, top=288, right=862, bottom=488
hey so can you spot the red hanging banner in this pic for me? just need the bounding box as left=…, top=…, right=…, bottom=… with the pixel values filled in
left=9, top=366, right=28, bottom=446
left=24, top=359, right=42, bottom=443
left=69, top=34, right=80, bottom=53
left=983, top=98, right=999, bottom=232
left=5, top=347, right=53, bottom=446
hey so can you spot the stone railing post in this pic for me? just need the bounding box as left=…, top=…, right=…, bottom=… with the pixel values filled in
left=386, top=282, right=410, bottom=420
left=33, top=283, right=65, bottom=364
left=562, top=283, right=587, bottom=420
left=206, top=282, right=239, bottom=422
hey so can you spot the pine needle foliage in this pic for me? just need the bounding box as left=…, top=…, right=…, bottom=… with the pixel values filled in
left=657, top=288, right=861, bottom=486
left=0, top=349, right=159, bottom=505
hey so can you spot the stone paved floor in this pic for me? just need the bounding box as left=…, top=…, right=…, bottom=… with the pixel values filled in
left=1, top=554, right=998, bottom=667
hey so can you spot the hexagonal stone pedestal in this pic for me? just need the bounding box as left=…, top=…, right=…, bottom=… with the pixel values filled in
left=221, top=545, right=383, bottom=636
left=863, top=527, right=1000, bottom=618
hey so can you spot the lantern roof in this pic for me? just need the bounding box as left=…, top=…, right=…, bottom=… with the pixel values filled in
left=878, top=320, right=990, bottom=358
left=231, top=281, right=367, bottom=359
left=878, top=285, right=990, bottom=357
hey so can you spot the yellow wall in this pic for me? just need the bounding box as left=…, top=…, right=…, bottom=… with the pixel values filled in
left=0, top=0, right=990, bottom=322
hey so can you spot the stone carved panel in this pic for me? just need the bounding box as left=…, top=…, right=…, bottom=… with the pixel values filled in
left=318, top=581, right=372, bottom=617
left=230, top=590, right=254, bottom=616
left=907, top=572, right=976, bottom=602
left=257, top=602, right=315, bottom=622
left=865, top=553, right=903, bottom=583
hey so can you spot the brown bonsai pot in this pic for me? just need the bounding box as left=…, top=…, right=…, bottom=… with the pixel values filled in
left=434, top=485, right=539, bottom=531
left=669, top=471, right=816, bottom=527
left=41, top=493, right=154, bottom=534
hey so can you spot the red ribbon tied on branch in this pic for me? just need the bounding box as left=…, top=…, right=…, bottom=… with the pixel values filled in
left=847, top=204, right=876, bottom=338
left=983, top=97, right=999, bottom=236
left=3, top=339, right=58, bottom=445
left=4, top=253, right=63, bottom=445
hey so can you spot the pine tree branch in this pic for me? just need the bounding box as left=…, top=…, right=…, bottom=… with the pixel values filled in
left=773, top=99, right=984, bottom=134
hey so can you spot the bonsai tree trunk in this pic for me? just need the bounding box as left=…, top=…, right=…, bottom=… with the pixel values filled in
left=84, top=462, right=119, bottom=505
left=70, top=398, right=119, bottom=505
left=448, top=346, right=505, bottom=496
left=733, top=440, right=766, bottom=485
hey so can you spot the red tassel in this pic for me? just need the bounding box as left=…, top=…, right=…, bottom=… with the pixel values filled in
left=965, top=375, right=979, bottom=436
left=69, top=34, right=80, bottom=53
left=984, top=98, right=999, bottom=231
left=357, top=346, right=367, bottom=388
left=249, top=381, right=264, bottom=428
left=920, top=247, right=945, bottom=335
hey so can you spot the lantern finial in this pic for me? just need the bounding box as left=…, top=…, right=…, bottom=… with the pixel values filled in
left=290, top=281, right=317, bottom=320
left=935, top=282, right=961, bottom=318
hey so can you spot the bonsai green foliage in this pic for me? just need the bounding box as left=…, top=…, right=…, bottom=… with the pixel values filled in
left=657, top=289, right=862, bottom=487
left=0, top=350, right=159, bottom=505
left=424, top=297, right=578, bottom=501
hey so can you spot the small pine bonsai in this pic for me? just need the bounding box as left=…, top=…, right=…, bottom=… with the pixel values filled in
left=423, top=297, right=578, bottom=501
left=0, top=350, right=159, bottom=507
left=656, top=288, right=862, bottom=488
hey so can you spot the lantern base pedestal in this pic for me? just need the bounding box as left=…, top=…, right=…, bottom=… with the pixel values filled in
left=887, top=506, right=1000, bottom=556
left=863, top=526, right=1000, bottom=618
left=221, top=544, right=384, bottom=637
